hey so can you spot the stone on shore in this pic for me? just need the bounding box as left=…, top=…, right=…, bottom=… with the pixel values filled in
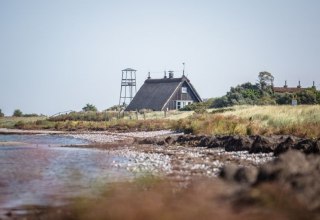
left=224, top=135, right=253, bottom=152
left=274, top=136, right=296, bottom=156
left=249, top=136, right=278, bottom=153
left=220, top=150, right=320, bottom=210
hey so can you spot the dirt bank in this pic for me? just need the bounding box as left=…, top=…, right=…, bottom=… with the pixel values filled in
left=136, top=134, right=320, bottom=156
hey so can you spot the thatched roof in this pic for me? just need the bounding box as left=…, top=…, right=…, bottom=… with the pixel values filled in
left=126, top=76, right=201, bottom=111
left=273, top=87, right=305, bottom=93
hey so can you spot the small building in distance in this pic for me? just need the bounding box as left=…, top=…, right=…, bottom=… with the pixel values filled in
left=125, top=71, right=202, bottom=111
left=273, top=81, right=317, bottom=93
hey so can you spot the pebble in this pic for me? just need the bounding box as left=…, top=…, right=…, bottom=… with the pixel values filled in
left=63, top=131, right=275, bottom=179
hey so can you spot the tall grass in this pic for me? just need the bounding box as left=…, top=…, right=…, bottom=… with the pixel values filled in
left=222, top=105, right=320, bottom=137
left=0, top=116, right=46, bottom=129
left=173, top=114, right=253, bottom=136
left=2, top=106, right=320, bottom=138
left=173, top=105, right=320, bottom=138
left=222, top=105, right=320, bottom=125
left=0, top=111, right=188, bottom=131
left=2, top=118, right=173, bottom=132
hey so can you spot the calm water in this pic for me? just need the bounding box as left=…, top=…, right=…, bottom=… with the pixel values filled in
left=0, top=134, right=133, bottom=213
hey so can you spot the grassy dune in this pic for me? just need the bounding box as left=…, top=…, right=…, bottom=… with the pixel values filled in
left=174, top=105, right=320, bottom=138
left=222, top=105, right=320, bottom=127
left=1, top=106, right=320, bottom=138
left=223, top=105, right=320, bottom=137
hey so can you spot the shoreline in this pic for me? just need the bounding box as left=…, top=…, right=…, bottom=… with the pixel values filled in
left=0, top=128, right=65, bottom=135
left=1, top=128, right=320, bottom=218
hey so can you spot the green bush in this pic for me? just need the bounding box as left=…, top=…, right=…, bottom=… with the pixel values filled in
left=211, top=80, right=320, bottom=108
left=14, top=120, right=25, bottom=128
left=23, top=113, right=39, bottom=117
left=297, top=89, right=318, bottom=104
left=13, top=109, right=23, bottom=117
left=275, top=93, right=294, bottom=105
left=106, top=105, right=122, bottom=111
left=82, top=103, right=98, bottom=112
left=211, top=82, right=264, bottom=108
left=49, top=111, right=119, bottom=122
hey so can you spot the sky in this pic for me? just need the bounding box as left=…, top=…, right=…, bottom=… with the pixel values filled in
left=0, top=0, right=320, bottom=115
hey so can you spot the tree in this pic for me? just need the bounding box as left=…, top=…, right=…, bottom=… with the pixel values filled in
left=82, top=104, right=98, bottom=112
left=0, top=109, right=4, bottom=117
left=13, top=109, right=23, bottom=117
left=258, top=71, right=274, bottom=92
left=297, top=89, right=318, bottom=104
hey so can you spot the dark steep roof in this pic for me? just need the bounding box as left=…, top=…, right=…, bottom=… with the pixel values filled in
left=126, top=76, right=201, bottom=111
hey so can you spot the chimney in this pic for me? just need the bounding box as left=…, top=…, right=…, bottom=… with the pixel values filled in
left=164, top=71, right=167, bottom=79
left=312, top=81, right=316, bottom=89
left=297, top=81, right=301, bottom=88
left=168, top=70, right=174, bottom=79
left=147, top=72, right=151, bottom=79
left=284, top=80, right=288, bottom=88
left=182, top=62, right=185, bottom=76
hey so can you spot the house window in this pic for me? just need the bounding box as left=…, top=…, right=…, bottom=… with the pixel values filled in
left=181, top=87, right=187, bottom=93
left=176, top=101, right=181, bottom=109
left=176, top=100, right=193, bottom=109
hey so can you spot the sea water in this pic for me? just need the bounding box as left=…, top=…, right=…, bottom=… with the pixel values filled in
left=0, top=134, right=133, bottom=214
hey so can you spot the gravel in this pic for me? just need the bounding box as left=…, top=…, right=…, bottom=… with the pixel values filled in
left=65, top=130, right=180, bottom=143
left=63, top=131, right=275, bottom=180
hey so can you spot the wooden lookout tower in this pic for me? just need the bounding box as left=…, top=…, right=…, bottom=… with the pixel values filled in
left=119, top=68, right=137, bottom=107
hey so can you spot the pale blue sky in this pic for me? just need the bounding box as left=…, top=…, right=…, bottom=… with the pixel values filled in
left=0, top=0, right=319, bottom=115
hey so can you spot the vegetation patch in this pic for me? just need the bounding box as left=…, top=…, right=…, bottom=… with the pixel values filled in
left=174, top=105, right=320, bottom=138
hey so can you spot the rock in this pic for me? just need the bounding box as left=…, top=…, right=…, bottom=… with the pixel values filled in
left=220, top=165, right=258, bottom=185
left=234, top=167, right=258, bottom=185
left=176, top=135, right=204, bottom=147
left=257, top=150, right=312, bottom=182
left=5, top=211, right=12, bottom=217
left=198, top=136, right=212, bottom=147
left=221, top=150, right=320, bottom=210
left=156, top=140, right=166, bottom=146
left=176, top=134, right=193, bottom=144
left=224, top=136, right=253, bottom=152
left=293, top=139, right=315, bottom=152
left=256, top=150, right=320, bottom=210
left=304, top=139, right=320, bottom=154
left=164, top=136, right=177, bottom=145
left=249, top=136, right=277, bottom=153
left=207, top=136, right=222, bottom=148
left=137, top=137, right=157, bottom=145
left=219, top=164, right=239, bottom=181
left=274, top=136, right=296, bottom=156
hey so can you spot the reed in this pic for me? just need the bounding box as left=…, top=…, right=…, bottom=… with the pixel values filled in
left=173, top=105, right=320, bottom=138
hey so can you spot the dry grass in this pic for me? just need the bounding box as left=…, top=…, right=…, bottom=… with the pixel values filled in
left=2, top=106, right=320, bottom=138
left=0, top=111, right=189, bottom=132
left=173, top=105, right=320, bottom=138
left=0, top=118, right=173, bottom=132
left=222, top=105, right=320, bottom=138
left=123, top=110, right=193, bottom=120
left=222, top=105, right=320, bottom=127
left=0, top=116, right=46, bottom=129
